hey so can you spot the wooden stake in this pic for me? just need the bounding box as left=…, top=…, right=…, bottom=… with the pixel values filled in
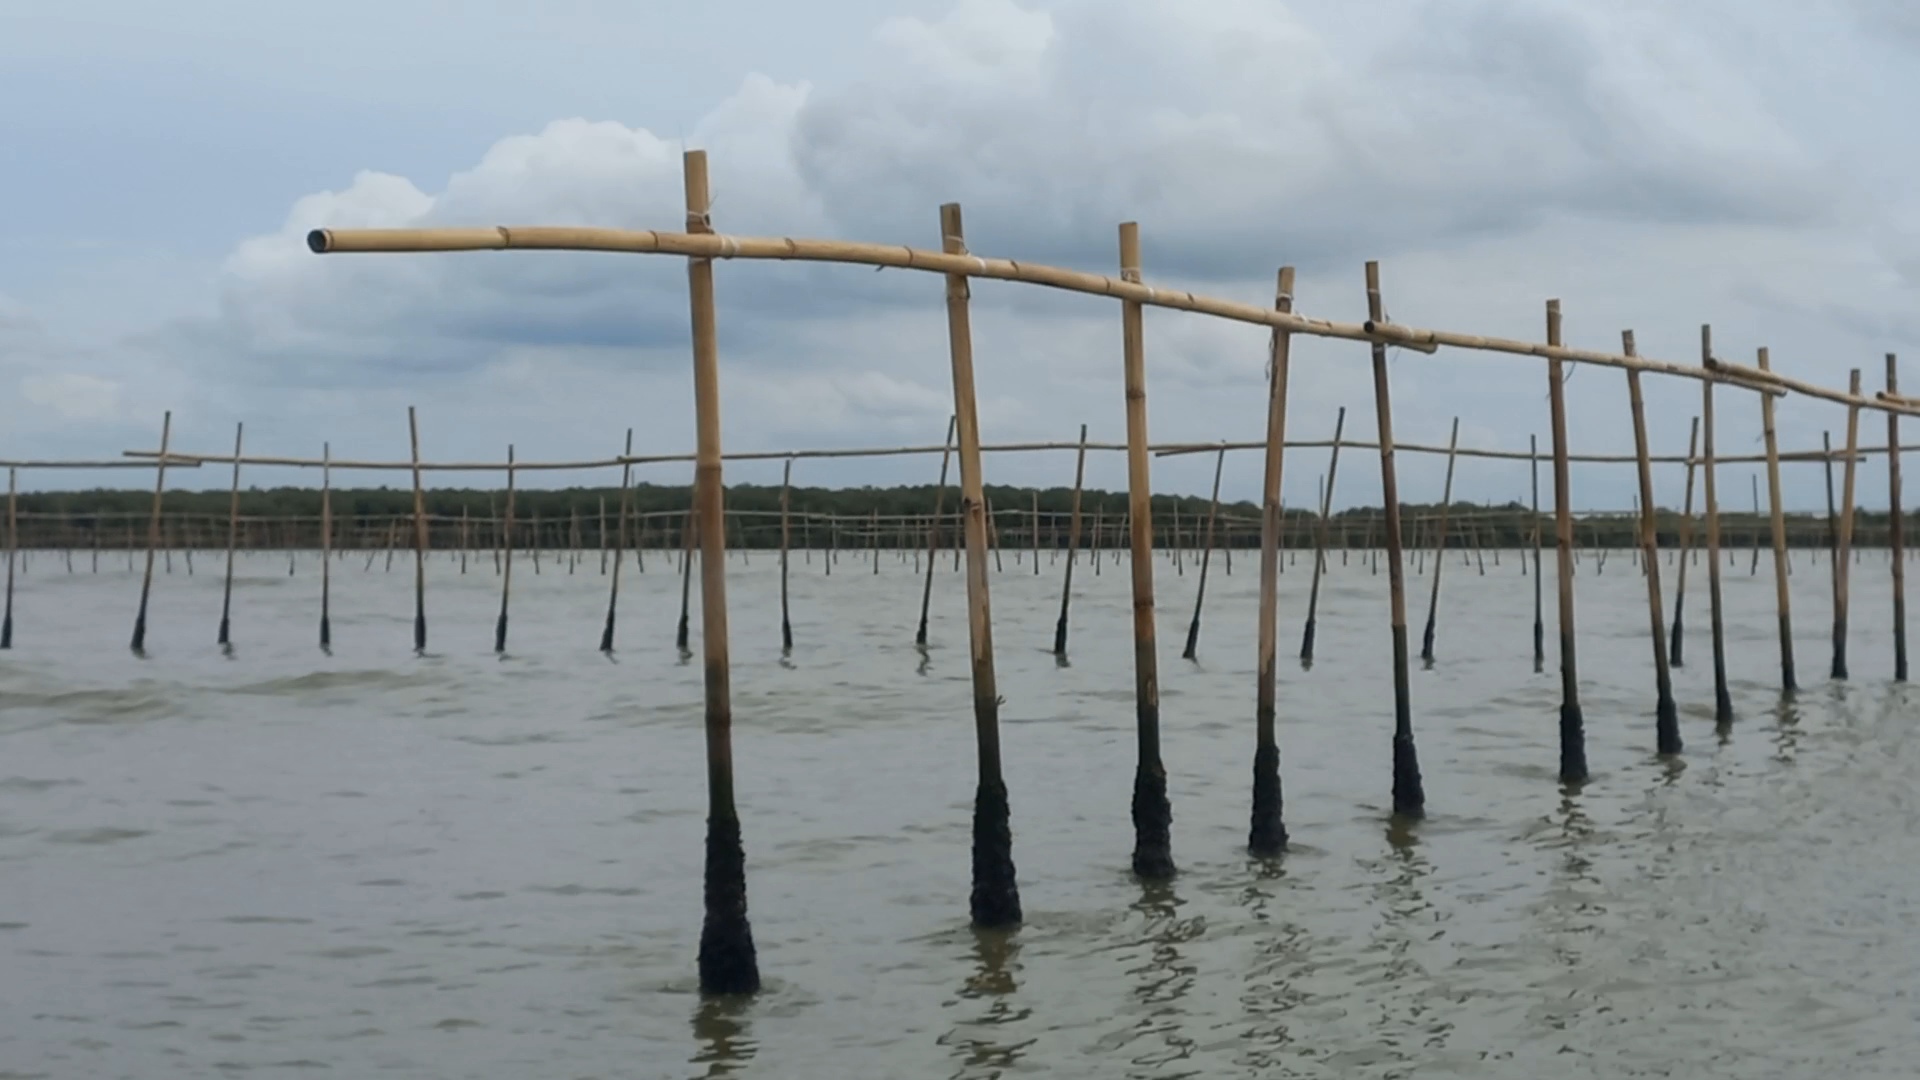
left=676, top=507, right=695, bottom=654
left=1546, top=301, right=1587, bottom=782
left=1367, top=262, right=1424, bottom=819
left=495, top=445, right=516, bottom=654
left=131, top=411, right=170, bottom=654
left=869, top=508, right=879, bottom=575
left=1530, top=434, right=1544, bottom=671
left=408, top=406, right=428, bottom=652
left=1054, top=423, right=1088, bottom=656
left=940, top=202, right=1020, bottom=927
left=320, top=443, right=333, bottom=650
left=778, top=456, right=793, bottom=652
left=1092, top=507, right=1103, bottom=577
left=459, top=506, right=470, bottom=574
left=218, top=422, right=243, bottom=650
left=685, top=150, right=758, bottom=995
left=1419, top=417, right=1462, bottom=664
left=1823, top=430, right=1839, bottom=641
left=601, top=429, right=635, bottom=653
left=1030, top=490, right=1040, bottom=575
left=1834, top=369, right=1864, bottom=679
left=1, top=467, right=14, bottom=650
left=1120, top=222, right=1174, bottom=877
left=1671, top=418, right=1700, bottom=668
left=1890, top=354, right=1908, bottom=682
left=1180, top=445, right=1226, bottom=660
left=916, top=415, right=958, bottom=647
left=1250, top=267, right=1295, bottom=856
left=1700, top=328, right=1733, bottom=726
left=986, top=497, right=1002, bottom=574
left=599, top=496, right=610, bottom=574
left=1757, top=348, right=1796, bottom=691
left=1301, top=408, right=1346, bottom=662
left=1624, top=333, right=1680, bottom=752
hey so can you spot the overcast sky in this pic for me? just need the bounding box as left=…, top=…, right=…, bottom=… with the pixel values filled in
left=3, top=0, right=1917, bottom=511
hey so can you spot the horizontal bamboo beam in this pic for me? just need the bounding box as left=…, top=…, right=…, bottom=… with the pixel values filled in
left=0, top=459, right=204, bottom=470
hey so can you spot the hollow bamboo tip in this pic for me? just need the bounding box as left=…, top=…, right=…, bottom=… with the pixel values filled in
left=1621, top=328, right=1636, bottom=354
left=306, top=230, right=332, bottom=253
left=1118, top=222, right=1141, bottom=277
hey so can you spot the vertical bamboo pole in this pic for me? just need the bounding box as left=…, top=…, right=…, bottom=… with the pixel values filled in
left=1172, top=501, right=1183, bottom=576
left=320, top=443, right=333, bottom=650
left=774, top=456, right=793, bottom=651
left=1833, top=369, right=1864, bottom=680
left=1181, top=445, right=1226, bottom=660
left=570, top=505, right=581, bottom=575
left=677, top=506, right=696, bottom=654
left=1749, top=475, right=1762, bottom=576
left=1030, top=490, right=1040, bottom=576
left=1054, top=423, right=1089, bottom=656
left=1823, top=430, right=1839, bottom=628
left=916, top=415, right=958, bottom=647
left=1546, top=301, right=1587, bottom=782
left=1671, top=418, right=1700, bottom=667
left=599, top=496, right=610, bottom=574
left=1250, top=267, right=1295, bottom=856
left=1, top=467, right=14, bottom=650
left=869, top=508, right=879, bottom=575
left=530, top=511, right=542, bottom=575
left=494, top=445, right=516, bottom=653
left=1623, top=332, right=1680, bottom=753
left=1091, top=507, right=1103, bottom=577
left=684, top=150, right=758, bottom=995
left=408, top=406, right=428, bottom=652
left=1701, top=328, right=1733, bottom=725
left=217, top=422, right=243, bottom=649
left=986, top=498, right=1002, bottom=573
left=1301, top=408, right=1346, bottom=662
left=1365, top=262, right=1424, bottom=818
left=940, top=202, right=1020, bottom=927
left=600, top=429, right=636, bottom=653
left=1530, top=434, right=1544, bottom=671
left=1119, top=222, right=1174, bottom=878
left=131, top=412, right=171, bottom=653
left=1890, top=354, right=1908, bottom=682
left=1419, top=417, right=1462, bottom=664
left=1757, top=348, right=1796, bottom=691
left=460, top=506, right=470, bottom=574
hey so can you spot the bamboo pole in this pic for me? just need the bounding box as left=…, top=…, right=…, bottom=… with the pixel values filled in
left=1419, top=417, right=1462, bottom=664
left=1250, top=267, right=1295, bottom=856
left=778, top=456, right=793, bottom=652
left=459, top=506, right=470, bottom=574
left=131, top=412, right=171, bottom=654
left=1701, top=329, right=1733, bottom=726
left=1749, top=475, right=1763, bottom=576
left=1671, top=418, right=1701, bottom=667
left=1757, top=348, right=1796, bottom=691
left=1030, top=490, right=1040, bottom=575
left=1181, top=445, right=1226, bottom=660
left=1300, top=408, right=1345, bottom=663
left=939, top=202, right=1020, bottom=927
left=1824, top=430, right=1839, bottom=639
left=1546, top=301, right=1587, bottom=782
left=1054, top=424, right=1089, bottom=656
left=1, top=467, right=14, bottom=650
left=218, top=423, right=243, bottom=650
left=1530, top=434, right=1544, bottom=671
left=1889, top=354, right=1909, bottom=682
left=685, top=151, right=758, bottom=995
left=570, top=505, right=580, bottom=574
left=986, top=497, right=1002, bottom=574
left=1624, top=333, right=1680, bottom=752
left=916, top=415, right=958, bottom=647
left=408, top=406, right=428, bottom=652
left=1367, top=262, right=1424, bottom=819
left=599, top=496, right=610, bottom=574
left=601, top=429, right=636, bottom=653
left=1172, top=501, right=1183, bottom=576
left=869, top=508, right=879, bottom=574
left=1092, top=507, right=1103, bottom=577
left=1120, top=222, right=1173, bottom=878
left=495, top=445, right=516, bottom=654
left=320, top=443, right=333, bottom=650
left=1834, top=369, right=1864, bottom=680
left=530, top=510, right=542, bottom=575
left=676, top=507, right=695, bottom=654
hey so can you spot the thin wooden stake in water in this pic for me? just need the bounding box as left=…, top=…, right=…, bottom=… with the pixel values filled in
left=2, top=467, right=15, bottom=650
left=1301, top=407, right=1346, bottom=662
left=916, top=415, right=958, bottom=648
left=1546, top=300, right=1587, bottom=783
left=1251, top=266, right=1296, bottom=856
left=320, top=443, right=333, bottom=650
left=1889, top=354, right=1908, bottom=681
left=1823, top=430, right=1839, bottom=641
left=1530, top=434, right=1543, bottom=671
left=131, top=411, right=171, bottom=654
left=1419, top=417, right=1462, bottom=664
left=1671, top=418, right=1701, bottom=667
left=682, top=150, right=758, bottom=995
left=940, top=202, right=1020, bottom=927
left=407, top=406, right=428, bottom=652
left=1757, top=348, right=1796, bottom=691
left=1623, top=332, right=1680, bottom=752
left=778, top=456, right=793, bottom=652
left=1120, top=222, right=1174, bottom=878
left=1181, top=445, right=1226, bottom=660
left=1030, top=490, right=1040, bottom=575
left=601, top=429, right=635, bottom=653
left=1054, top=423, right=1089, bottom=656
left=1833, top=369, right=1864, bottom=680
left=676, top=507, right=695, bottom=654
left=218, top=422, right=243, bottom=649
left=1367, top=262, right=1424, bottom=819
left=496, top=445, right=516, bottom=654
left=1701, top=328, right=1733, bottom=726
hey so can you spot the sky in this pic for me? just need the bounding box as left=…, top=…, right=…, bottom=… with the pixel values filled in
left=3, top=0, right=1919, bottom=512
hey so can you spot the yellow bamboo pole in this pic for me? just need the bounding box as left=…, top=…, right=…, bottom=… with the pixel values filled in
left=1623, top=332, right=1680, bottom=753
left=320, top=443, right=333, bottom=650
left=1890, top=354, right=1908, bottom=682
left=495, top=445, right=515, bottom=654
left=1833, top=368, right=1864, bottom=680
left=217, top=422, right=243, bottom=650
left=1054, top=423, right=1088, bottom=656
left=1367, top=262, right=1424, bottom=819
left=408, top=406, right=428, bottom=652
left=1250, top=267, right=1295, bottom=855
left=1701, top=328, right=1733, bottom=725
left=916, top=416, right=957, bottom=647
left=1546, top=301, right=1587, bottom=782
left=131, top=411, right=171, bottom=654
left=1757, top=348, right=1796, bottom=691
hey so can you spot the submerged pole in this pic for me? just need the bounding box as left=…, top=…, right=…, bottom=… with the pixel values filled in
left=1120, top=222, right=1174, bottom=878
left=408, top=406, right=428, bottom=652
left=1367, top=262, right=1424, bottom=819
left=940, top=203, right=1020, bottom=927
left=1419, top=416, right=1462, bottom=664
left=1530, top=434, right=1543, bottom=671
left=1301, top=407, right=1346, bottom=662
left=1623, top=332, right=1680, bottom=753
left=1, top=467, right=13, bottom=649
left=1890, top=354, right=1909, bottom=682
left=1181, top=445, right=1226, bottom=660
left=496, top=445, right=516, bottom=654
left=1701, top=328, right=1733, bottom=726
left=916, top=415, right=958, bottom=647
left=601, top=429, right=635, bottom=653
left=676, top=507, right=696, bottom=654
left=320, top=443, right=333, bottom=650
left=1757, top=348, right=1796, bottom=691
left=1671, top=417, right=1701, bottom=668
left=1250, top=266, right=1295, bottom=856
left=218, top=422, right=243, bottom=649
left=1546, top=300, right=1587, bottom=783
left=131, top=411, right=171, bottom=654
left=685, top=150, right=759, bottom=996
left=1834, top=369, right=1864, bottom=680
left=779, top=456, right=793, bottom=652
left=1054, top=423, right=1089, bottom=656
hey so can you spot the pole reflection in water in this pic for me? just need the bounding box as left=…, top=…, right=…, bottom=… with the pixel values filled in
left=939, top=929, right=1035, bottom=1079
left=1235, top=858, right=1310, bottom=1074
left=689, top=995, right=757, bottom=1079
left=1089, top=880, right=1202, bottom=1076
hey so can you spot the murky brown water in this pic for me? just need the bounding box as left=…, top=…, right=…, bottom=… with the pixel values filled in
left=2, top=543, right=1916, bottom=1078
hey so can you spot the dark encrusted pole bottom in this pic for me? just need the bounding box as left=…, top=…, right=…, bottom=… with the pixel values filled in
left=698, top=814, right=760, bottom=996
left=1130, top=762, right=1175, bottom=879
left=1299, top=619, right=1316, bottom=663
left=1559, top=703, right=1588, bottom=783
left=1392, top=733, right=1424, bottom=820
left=969, top=778, right=1021, bottom=928
left=1655, top=694, right=1682, bottom=756
left=1248, top=742, right=1286, bottom=856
